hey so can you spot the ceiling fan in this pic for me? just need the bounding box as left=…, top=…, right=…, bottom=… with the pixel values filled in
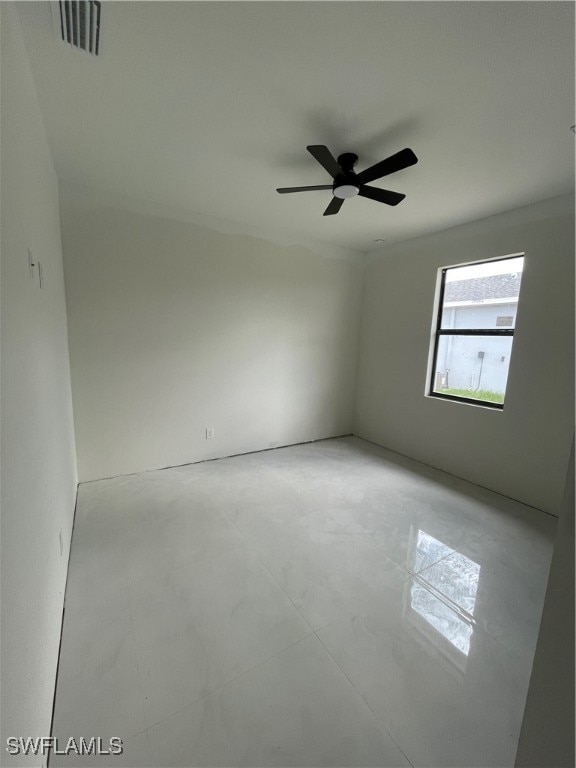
left=277, top=145, right=418, bottom=216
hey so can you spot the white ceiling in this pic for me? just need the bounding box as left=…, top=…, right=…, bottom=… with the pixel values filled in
left=17, top=1, right=575, bottom=253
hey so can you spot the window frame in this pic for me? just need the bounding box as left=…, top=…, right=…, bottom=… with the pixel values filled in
left=428, top=254, right=524, bottom=410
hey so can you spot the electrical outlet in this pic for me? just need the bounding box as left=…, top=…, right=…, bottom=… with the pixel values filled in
left=206, top=428, right=215, bottom=439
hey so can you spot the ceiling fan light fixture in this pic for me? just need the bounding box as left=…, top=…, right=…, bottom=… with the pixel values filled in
left=333, top=184, right=360, bottom=199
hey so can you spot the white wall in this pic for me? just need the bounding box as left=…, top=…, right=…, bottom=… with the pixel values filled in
left=0, top=5, right=78, bottom=764
left=515, top=438, right=574, bottom=767
left=60, top=187, right=363, bottom=482
left=355, top=195, right=574, bottom=516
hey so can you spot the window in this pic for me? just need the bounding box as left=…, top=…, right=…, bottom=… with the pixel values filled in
left=428, top=254, right=524, bottom=408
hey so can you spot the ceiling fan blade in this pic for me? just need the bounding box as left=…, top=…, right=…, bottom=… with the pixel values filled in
left=276, top=185, right=333, bottom=194
left=323, top=197, right=344, bottom=216
left=306, top=145, right=342, bottom=178
left=359, top=186, right=406, bottom=206
left=355, top=148, right=418, bottom=185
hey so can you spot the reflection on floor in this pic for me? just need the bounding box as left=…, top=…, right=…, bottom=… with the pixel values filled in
left=52, top=437, right=556, bottom=767
left=408, top=530, right=480, bottom=660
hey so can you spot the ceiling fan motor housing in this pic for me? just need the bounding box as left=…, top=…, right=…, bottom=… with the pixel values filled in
left=336, top=153, right=359, bottom=173
left=333, top=153, right=360, bottom=198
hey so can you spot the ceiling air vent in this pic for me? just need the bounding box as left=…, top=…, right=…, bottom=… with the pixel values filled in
left=58, top=0, right=101, bottom=55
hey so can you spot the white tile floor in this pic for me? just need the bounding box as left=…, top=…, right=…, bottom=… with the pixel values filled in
left=51, top=437, right=556, bottom=767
